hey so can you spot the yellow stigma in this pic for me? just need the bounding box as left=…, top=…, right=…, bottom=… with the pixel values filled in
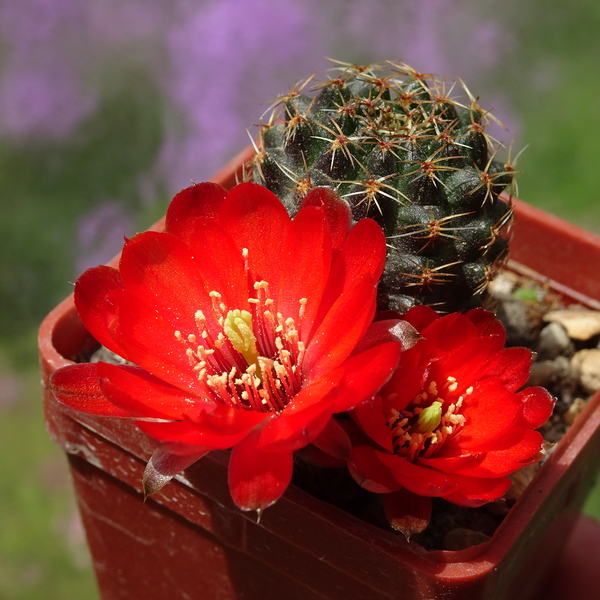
left=415, top=401, right=443, bottom=434
left=224, top=309, right=259, bottom=367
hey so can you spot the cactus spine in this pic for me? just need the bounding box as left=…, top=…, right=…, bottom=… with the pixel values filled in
left=252, top=61, right=515, bottom=314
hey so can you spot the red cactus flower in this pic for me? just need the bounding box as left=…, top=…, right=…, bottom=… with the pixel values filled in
left=50, top=182, right=414, bottom=512
left=349, top=305, right=554, bottom=529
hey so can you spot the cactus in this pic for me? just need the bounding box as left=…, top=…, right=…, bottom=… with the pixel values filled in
left=252, top=61, right=515, bottom=314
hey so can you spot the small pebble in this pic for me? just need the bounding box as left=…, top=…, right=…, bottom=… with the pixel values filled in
left=91, top=346, right=132, bottom=365
left=527, top=356, right=573, bottom=388
left=488, top=273, right=516, bottom=298
left=505, top=463, right=542, bottom=503
left=527, top=361, right=558, bottom=388
left=535, top=322, right=573, bottom=360
left=544, top=309, right=600, bottom=341
left=496, top=298, right=538, bottom=346
left=563, top=398, right=588, bottom=426
left=571, top=349, right=600, bottom=394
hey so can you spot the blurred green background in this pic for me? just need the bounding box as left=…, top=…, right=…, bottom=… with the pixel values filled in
left=1, top=0, right=600, bottom=598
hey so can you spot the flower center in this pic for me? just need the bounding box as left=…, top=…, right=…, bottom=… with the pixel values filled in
left=223, top=309, right=260, bottom=373
left=387, top=376, right=469, bottom=461
left=174, top=265, right=307, bottom=413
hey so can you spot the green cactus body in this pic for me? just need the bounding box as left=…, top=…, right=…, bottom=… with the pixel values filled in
left=252, top=61, right=515, bottom=314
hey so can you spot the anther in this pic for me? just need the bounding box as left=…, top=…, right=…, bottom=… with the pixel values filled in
left=299, top=298, right=307, bottom=319
left=242, top=248, right=249, bottom=272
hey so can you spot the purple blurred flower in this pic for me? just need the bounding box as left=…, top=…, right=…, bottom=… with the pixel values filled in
left=0, top=64, right=96, bottom=139
left=0, top=0, right=82, bottom=48
left=156, top=0, right=518, bottom=190
left=0, top=0, right=519, bottom=180
left=86, top=0, right=169, bottom=47
left=340, top=0, right=512, bottom=80
left=0, top=0, right=96, bottom=140
left=158, top=0, right=326, bottom=191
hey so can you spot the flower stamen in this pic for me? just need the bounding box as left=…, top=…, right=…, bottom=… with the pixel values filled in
left=174, top=271, right=307, bottom=413
left=388, top=378, right=467, bottom=460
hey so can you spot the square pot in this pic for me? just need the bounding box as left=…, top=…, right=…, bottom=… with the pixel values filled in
left=39, top=147, right=600, bottom=600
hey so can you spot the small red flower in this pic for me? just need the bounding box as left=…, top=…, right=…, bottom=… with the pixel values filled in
left=50, top=182, right=409, bottom=512
left=350, top=305, right=555, bottom=516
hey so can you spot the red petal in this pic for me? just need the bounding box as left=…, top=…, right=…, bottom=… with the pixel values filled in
left=465, top=309, right=506, bottom=349
left=138, top=410, right=267, bottom=449
left=299, top=187, right=351, bottom=253
left=450, top=380, right=521, bottom=449
left=303, top=274, right=377, bottom=381
left=118, top=231, right=229, bottom=336
left=108, top=289, right=206, bottom=394
left=332, top=340, right=401, bottom=413
left=255, top=374, right=341, bottom=452
left=49, top=363, right=132, bottom=417
left=96, top=362, right=208, bottom=420
left=228, top=428, right=294, bottom=511
left=441, top=474, right=512, bottom=507
left=393, top=312, right=478, bottom=379
left=74, top=265, right=125, bottom=356
left=518, top=386, right=555, bottom=428
left=334, top=218, right=387, bottom=286
left=193, top=404, right=269, bottom=436
left=402, top=305, right=440, bottom=332
left=309, top=416, right=352, bottom=462
left=375, top=451, right=458, bottom=497
left=170, top=218, right=249, bottom=310
left=119, top=227, right=250, bottom=344
left=218, top=182, right=291, bottom=297
left=277, top=204, right=331, bottom=334
left=485, top=347, right=534, bottom=391
left=315, top=218, right=386, bottom=328
left=165, top=182, right=228, bottom=238
left=428, top=334, right=498, bottom=387
left=379, top=363, right=429, bottom=412
left=349, top=445, right=402, bottom=494
left=420, top=312, right=477, bottom=355
left=457, top=429, right=544, bottom=477
left=418, top=452, right=486, bottom=474
left=352, top=396, right=394, bottom=453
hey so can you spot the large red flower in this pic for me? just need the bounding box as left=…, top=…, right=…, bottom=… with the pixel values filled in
left=50, top=182, right=412, bottom=512
left=350, top=305, right=555, bottom=520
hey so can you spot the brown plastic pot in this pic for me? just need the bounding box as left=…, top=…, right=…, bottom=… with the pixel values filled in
left=40, top=147, right=600, bottom=600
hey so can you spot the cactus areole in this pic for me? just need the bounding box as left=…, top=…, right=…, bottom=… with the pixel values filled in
left=252, top=61, right=515, bottom=314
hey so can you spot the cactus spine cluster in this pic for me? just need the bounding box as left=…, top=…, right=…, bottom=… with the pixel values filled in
left=252, top=61, right=515, bottom=314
